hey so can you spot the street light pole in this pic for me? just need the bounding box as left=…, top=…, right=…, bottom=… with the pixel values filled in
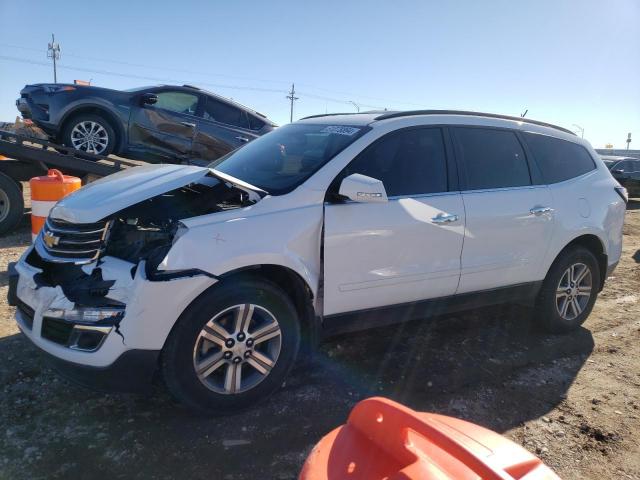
left=572, top=124, right=584, bottom=138
left=349, top=101, right=360, bottom=113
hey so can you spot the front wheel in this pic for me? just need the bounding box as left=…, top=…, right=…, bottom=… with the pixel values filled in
left=535, top=246, right=600, bottom=333
left=162, top=278, right=301, bottom=415
left=62, top=114, right=116, bottom=156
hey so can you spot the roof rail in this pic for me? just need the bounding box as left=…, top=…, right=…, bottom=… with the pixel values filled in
left=300, top=110, right=390, bottom=121
left=374, top=110, right=576, bottom=136
left=300, top=112, right=363, bottom=120
left=182, top=84, right=201, bottom=90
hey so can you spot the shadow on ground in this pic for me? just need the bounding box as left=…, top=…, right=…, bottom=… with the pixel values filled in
left=0, top=304, right=593, bottom=480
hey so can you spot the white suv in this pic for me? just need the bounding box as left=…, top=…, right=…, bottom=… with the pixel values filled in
left=10, top=110, right=626, bottom=413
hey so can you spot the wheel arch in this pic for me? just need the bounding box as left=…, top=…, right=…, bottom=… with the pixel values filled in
left=215, top=264, right=320, bottom=349
left=552, top=233, right=608, bottom=291
left=60, top=105, right=125, bottom=151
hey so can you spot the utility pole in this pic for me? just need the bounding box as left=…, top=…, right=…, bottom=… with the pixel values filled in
left=47, top=34, right=61, bottom=83
left=286, top=83, right=299, bottom=123
left=626, top=132, right=632, bottom=150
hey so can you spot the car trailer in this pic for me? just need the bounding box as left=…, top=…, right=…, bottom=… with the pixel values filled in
left=0, top=129, right=144, bottom=235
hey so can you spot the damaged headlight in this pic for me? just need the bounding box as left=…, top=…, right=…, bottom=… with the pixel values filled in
left=43, top=306, right=125, bottom=324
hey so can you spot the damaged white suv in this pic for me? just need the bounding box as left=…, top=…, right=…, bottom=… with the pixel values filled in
left=10, top=110, right=626, bottom=413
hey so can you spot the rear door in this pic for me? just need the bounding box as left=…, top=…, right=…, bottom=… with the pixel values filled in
left=192, top=97, right=260, bottom=161
left=452, top=127, right=554, bottom=294
left=323, top=127, right=465, bottom=316
left=128, top=89, right=200, bottom=161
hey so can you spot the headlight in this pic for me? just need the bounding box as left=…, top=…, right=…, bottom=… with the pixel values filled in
left=43, top=85, right=76, bottom=94
left=43, top=306, right=124, bottom=324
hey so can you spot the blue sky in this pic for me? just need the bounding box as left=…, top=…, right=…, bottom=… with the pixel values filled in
left=1, top=0, right=638, bottom=148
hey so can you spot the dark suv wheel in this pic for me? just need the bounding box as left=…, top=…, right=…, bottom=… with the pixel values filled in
left=162, top=278, right=301, bottom=415
left=62, top=114, right=116, bottom=156
left=535, top=246, right=600, bottom=332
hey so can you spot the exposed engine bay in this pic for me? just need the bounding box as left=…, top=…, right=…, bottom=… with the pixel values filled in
left=104, top=177, right=255, bottom=271
left=26, top=175, right=257, bottom=308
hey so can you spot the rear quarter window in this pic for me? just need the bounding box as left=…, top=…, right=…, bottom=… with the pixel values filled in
left=523, top=133, right=596, bottom=184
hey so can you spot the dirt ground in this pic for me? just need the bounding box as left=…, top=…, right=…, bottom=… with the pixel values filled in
left=0, top=197, right=638, bottom=480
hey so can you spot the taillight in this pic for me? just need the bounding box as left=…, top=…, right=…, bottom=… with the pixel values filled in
left=615, top=186, right=628, bottom=203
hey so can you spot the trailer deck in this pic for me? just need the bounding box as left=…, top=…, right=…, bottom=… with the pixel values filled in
left=0, top=129, right=146, bottom=234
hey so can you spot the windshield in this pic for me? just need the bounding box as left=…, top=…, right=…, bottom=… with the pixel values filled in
left=209, top=123, right=369, bottom=195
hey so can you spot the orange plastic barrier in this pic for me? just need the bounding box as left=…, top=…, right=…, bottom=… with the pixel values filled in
left=300, top=397, right=560, bottom=480
left=30, top=169, right=81, bottom=240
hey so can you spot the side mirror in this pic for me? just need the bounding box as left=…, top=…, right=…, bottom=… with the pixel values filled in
left=612, top=169, right=624, bottom=175
left=140, top=93, right=158, bottom=106
left=338, top=173, right=388, bottom=203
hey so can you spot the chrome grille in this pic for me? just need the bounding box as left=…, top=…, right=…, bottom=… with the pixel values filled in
left=35, top=218, right=111, bottom=264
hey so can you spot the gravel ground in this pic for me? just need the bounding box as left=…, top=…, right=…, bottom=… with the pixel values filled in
left=0, top=197, right=638, bottom=480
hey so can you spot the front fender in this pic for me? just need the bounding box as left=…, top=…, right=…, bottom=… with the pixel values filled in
left=158, top=204, right=324, bottom=299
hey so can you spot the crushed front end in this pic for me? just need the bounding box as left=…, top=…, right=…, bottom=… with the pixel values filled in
left=9, top=170, right=255, bottom=392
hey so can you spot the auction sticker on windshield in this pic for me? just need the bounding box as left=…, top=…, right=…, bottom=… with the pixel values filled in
left=320, top=126, right=361, bottom=136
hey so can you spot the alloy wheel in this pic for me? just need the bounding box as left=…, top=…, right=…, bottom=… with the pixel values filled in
left=555, top=262, right=592, bottom=321
left=192, top=304, right=282, bottom=394
left=70, top=121, right=109, bottom=154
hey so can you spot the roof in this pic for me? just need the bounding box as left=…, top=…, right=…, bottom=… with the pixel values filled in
left=299, top=109, right=574, bottom=136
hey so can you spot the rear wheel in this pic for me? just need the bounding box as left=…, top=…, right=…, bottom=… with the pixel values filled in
left=162, top=278, right=301, bottom=415
left=535, top=246, right=600, bottom=332
left=62, top=114, right=116, bottom=156
left=0, top=172, right=24, bottom=235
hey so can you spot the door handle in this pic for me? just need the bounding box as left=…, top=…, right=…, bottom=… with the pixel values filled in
left=181, top=122, right=196, bottom=128
left=529, top=206, right=554, bottom=216
left=431, top=213, right=459, bottom=224
left=235, top=136, right=250, bottom=143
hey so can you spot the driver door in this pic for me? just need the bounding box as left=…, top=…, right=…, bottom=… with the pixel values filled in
left=323, top=127, right=465, bottom=317
left=128, top=89, right=201, bottom=161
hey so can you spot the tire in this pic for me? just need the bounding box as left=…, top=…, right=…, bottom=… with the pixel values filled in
left=62, top=114, right=116, bottom=156
left=0, top=172, right=24, bottom=235
left=162, top=278, right=301, bottom=415
left=535, top=246, right=600, bottom=333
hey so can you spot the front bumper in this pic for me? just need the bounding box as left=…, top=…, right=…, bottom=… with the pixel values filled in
left=10, top=248, right=217, bottom=391
left=41, top=347, right=160, bottom=394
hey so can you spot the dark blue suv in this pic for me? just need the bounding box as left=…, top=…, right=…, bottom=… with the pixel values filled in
left=17, top=83, right=276, bottom=163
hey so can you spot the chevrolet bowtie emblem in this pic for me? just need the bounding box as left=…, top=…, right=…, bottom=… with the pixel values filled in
left=43, top=231, right=60, bottom=248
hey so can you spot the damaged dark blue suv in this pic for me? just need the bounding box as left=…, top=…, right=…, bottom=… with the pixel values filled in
left=17, top=83, right=276, bottom=163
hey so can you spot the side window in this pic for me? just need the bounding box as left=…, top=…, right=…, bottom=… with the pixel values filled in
left=454, top=127, right=530, bottom=190
left=153, top=91, right=198, bottom=115
left=523, top=132, right=596, bottom=184
left=248, top=115, right=266, bottom=131
left=631, top=161, right=640, bottom=172
left=203, top=98, right=249, bottom=129
left=338, top=128, right=448, bottom=197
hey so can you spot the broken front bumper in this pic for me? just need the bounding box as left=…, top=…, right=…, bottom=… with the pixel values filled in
left=9, top=248, right=217, bottom=393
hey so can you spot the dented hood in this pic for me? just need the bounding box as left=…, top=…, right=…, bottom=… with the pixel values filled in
left=50, top=164, right=210, bottom=224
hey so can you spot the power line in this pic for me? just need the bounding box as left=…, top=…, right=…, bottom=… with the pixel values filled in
left=0, top=53, right=415, bottom=115
left=0, top=55, right=287, bottom=94
left=0, top=41, right=429, bottom=109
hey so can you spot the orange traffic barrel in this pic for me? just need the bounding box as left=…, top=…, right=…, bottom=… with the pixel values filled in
left=300, top=397, right=560, bottom=480
left=30, top=169, right=81, bottom=240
